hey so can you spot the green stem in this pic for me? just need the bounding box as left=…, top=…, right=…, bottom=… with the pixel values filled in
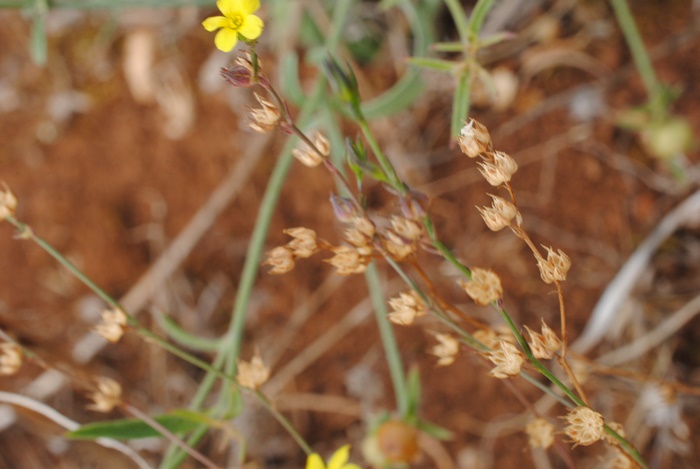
left=153, top=310, right=222, bottom=353
left=254, top=390, right=313, bottom=455
left=450, top=72, right=472, bottom=141
left=7, top=217, right=123, bottom=317
left=609, top=0, right=664, bottom=114
left=443, top=0, right=469, bottom=43
left=447, top=0, right=495, bottom=138
left=467, top=0, right=496, bottom=37
left=495, top=305, right=584, bottom=406
left=423, top=216, right=472, bottom=279
left=357, top=118, right=407, bottom=193
left=6, top=216, right=239, bottom=383
left=365, top=263, right=409, bottom=417
left=605, top=425, right=650, bottom=469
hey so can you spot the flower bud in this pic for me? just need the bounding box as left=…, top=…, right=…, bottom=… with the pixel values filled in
left=312, top=131, right=331, bottom=157
left=458, top=267, right=503, bottom=305
left=537, top=246, right=571, bottom=284
left=236, top=351, right=270, bottom=390
left=326, top=245, right=369, bottom=275
left=264, top=246, right=295, bottom=274
left=399, top=190, right=429, bottom=220
left=0, top=183, right=17, bottom=221
left=478, top=151, right=518, bottom=186
left=323, top=57, right=361, bottom=118
left=284, top=227, right=318, bottom=258
left=330, top=194, right=360, bottom=223
left=248, top=92, right=280, bottom=133
left=457, top=119, right=492, bottom=158
left=477, top=195, right=520, bottom=231
left=220, top=65, right=252, bottom=88
left=87, top=377, right=122, bottom=413
left=563, top=407, right=605, bottom=447
left=0, top=342, right=22, bottom=376
left=388, top=291, right=426, bottom=326
left=486, top=341, right=524, bottom=378
left=430, top=332, right=459, bottom=366
left=525, top=418, right=555, bottom=449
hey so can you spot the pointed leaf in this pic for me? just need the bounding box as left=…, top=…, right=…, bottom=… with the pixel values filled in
left=404, top=366, right=421, bottom=420
left=67, top=410, right=212, bottom=440
left=431, top=41, right=465, bottom=52
left=406, top=57, right=455, bottom=73
left=416, top=418, right=453, bottom=441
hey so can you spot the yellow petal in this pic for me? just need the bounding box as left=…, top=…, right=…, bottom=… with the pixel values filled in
left=239, top=0, right=260, bottom=15
left=214, top=28, right=238, bottom=52
left=216, top=0, right=236, bottom=18
left=202, top=16, right=228, bottom=32
left=238, top=14, right=263, bottom=40
left=306, top=453, right=326, bottom=469
left=328, top=445, right=350, bottom=469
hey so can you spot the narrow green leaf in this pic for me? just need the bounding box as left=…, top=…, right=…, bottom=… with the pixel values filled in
left=467, top=0, right=497, bottom=36
left=404, top=366, right=421, bottom=420
left=406, top=56, right=455, bottom=73
left=431, top=41, right=465, bottom=52
left=67, top=411, right=212, bottom=440
left=279, top=53, right=306, bottom=106
left=153, top=310, right=222, bottom=353
left=478, top=31, right=516, bottom=48
left=416, top=418, right=453, bottom=441
left=360, top=0, right=432, bottom=118
left=450, top=73, right=471, bottom=140
left=30, top=0, right=47, bottom=66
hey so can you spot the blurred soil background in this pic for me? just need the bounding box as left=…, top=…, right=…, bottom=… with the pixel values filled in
left=1, top=1, right=700, bottom=468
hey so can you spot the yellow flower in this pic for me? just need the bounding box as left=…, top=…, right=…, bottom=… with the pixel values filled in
left=202, top=0, right=264, bottom=53
left=306, top=445, right=362, bottom=469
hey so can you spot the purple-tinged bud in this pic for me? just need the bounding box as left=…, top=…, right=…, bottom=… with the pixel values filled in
left=399, top=190, right=429, bottom=220
left=220, top=66, right=252, bottom=88
left=330, top=194, right=359, bottom=223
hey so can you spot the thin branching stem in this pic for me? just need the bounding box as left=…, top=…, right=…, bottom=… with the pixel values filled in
left=253, top=390, right=314, bottom=455
left=4, top=216, right=312, bottom=467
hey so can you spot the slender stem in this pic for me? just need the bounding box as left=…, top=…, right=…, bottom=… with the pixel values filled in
left=409, top=259, right=486, bottom=329
left=496, top=305, right=584, bottom=407
left=451, top=72, right=473, bottom=142
left=467, top=0, right=497, bottom=37
left=7, top=217, right=125, bottom=318
left=442, top=0, right=469, bottom=43
left=4, top=216, right=311, bottom=467
left=605, top=424, right=650, bottom=469
left=422, top=216, right=472, bottom=279
left=135, top=326, right=236, bottom=382
left=357, top=118, right=407, bottom=193
left=609, top=0, right=663, bottom=114
left=555, top=282, right=568, bottom=355
left=6, top=216, right=242, bottom=384
left=253, top=390, right=313, bottom=454
left=365, top=263, right=409, bottom=416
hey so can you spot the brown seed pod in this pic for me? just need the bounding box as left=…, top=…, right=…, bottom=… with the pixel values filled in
left=376, top=420, right=419, bottom=463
